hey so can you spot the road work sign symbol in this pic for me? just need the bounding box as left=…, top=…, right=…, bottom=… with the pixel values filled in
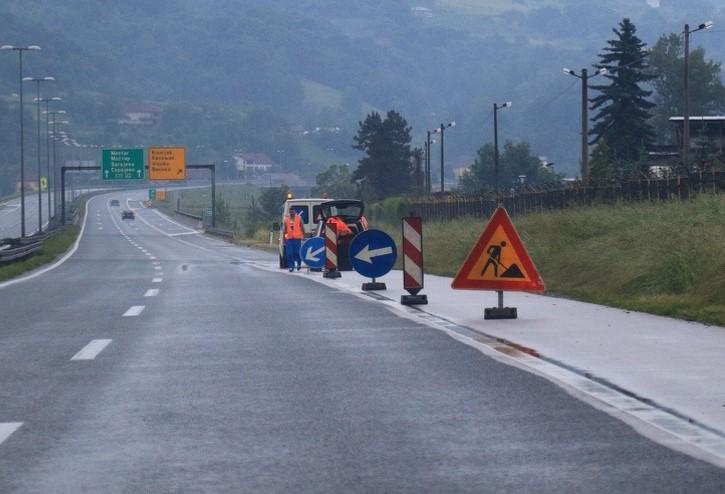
left=40, top=177, right=47, bottom=190
left=301, top=236, right=325, bottom=269
left=452, top=208, right=544, bottom=292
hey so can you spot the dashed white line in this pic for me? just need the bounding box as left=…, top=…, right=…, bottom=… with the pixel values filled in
left=0, top=423, right=23, bottom=446
left=153, top=266, right=162, bottom=270
left=152, top=277, right=163, bottom=283
left=144, top=289, right=159, bottom=297
left=71, top=339, right=113, bottom=361
left=123, top=305, right=145, bottom=317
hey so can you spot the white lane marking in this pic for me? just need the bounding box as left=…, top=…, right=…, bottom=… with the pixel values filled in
left=151, top=209, right=200, bottom=233
left=0, top=194, right=94, bottom=291
left=153, top=266, right=162, bottom=270
left=0, top=423, right=23, bottom=445
left=169, top=231, right=203, bottom=236
left=144, top=289, right=159, bottom=297
left=152, top=277, right=162, bottom=283
left=123, top=305, right=145, bottom=317
left=152, top=262, right=160, bottom=266
left=71, top=339, right=112, bottom=361
left=149, top=256, right=157, bottom=260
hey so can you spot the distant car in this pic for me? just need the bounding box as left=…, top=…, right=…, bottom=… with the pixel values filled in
left=110, top=199, right=120, bottom=207
left=121, top=210, right=135, bottom=220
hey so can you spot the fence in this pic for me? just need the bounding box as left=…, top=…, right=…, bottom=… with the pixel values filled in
left=407, top=171, right=725, bottom=222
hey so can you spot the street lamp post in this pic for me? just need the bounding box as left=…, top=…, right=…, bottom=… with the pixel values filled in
left=25, top=76, right=55, bottom=233
left=39, top=97, right=61, bottom=224
left=563, top=67, right=607, bottom=181
left=683, top=21, right=713, bottom=168
left=1, top=44, right=41, bottom=237
left=493, top=102, right=511, bottom=204
left=47, top=112, right=68, bottom=218
left=434, top=121, right=455, bottom=193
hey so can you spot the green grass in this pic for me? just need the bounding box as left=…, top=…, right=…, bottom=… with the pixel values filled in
left=0, top=226, right=80, bottom=282
left=374, top=194, right=725, bottom=326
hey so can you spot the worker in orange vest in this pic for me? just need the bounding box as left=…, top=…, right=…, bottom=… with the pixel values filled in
left=283, top=209, right=305, bottom=271
left=326, top=216, right=353, bottom=236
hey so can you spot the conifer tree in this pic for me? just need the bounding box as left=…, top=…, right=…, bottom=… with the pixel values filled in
left=352, top=110, right=414, bottom=199
left=590, top=18, right=655, bottom=163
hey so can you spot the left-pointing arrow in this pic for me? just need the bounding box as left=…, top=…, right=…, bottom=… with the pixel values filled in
left=354, top=244, right=393, bottom=264
left=305, top=245, right=325, bottom=262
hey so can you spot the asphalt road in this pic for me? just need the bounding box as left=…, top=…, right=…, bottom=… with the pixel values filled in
left=0, top=190, right=723, bottom=493
left=0, top=191, right=55, bottom=239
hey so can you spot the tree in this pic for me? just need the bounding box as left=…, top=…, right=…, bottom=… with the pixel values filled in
left=648, top=33, right=725, bottom=143
left=259, top=185, right=290, bottom=219
left=590, top=18, right=655, bottom=164
left=458, top=140, right=553, bottom=194
left=351, top=110, right=414, bottom=199
left=311, top=164, right=357, bottom=198
left=589, top=140, right=615, bottom=181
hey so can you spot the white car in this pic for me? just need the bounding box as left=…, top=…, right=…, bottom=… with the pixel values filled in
left=277, top=198, right=329, bottom=268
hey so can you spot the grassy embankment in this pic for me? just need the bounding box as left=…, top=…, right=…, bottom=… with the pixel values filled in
left=373, top=194, right=725, bottom=327
left=0, top=226, right=80, bottom=282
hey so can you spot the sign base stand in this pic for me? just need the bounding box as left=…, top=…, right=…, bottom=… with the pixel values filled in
left=324, top=269, right=341, bottom=279
left=362, top=277, right=386, bottom=291
left=401, top=294, right=428, bottom=305
left=484, top=290, right=517, bottom=319
left=310, top=268, right=322, bottom=272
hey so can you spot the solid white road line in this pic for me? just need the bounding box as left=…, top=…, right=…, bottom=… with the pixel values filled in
left=123, top=305, right=145, bottom=317
left=71, top=339, right=113, bottom=361
left=152, top=277, right=163, bottom=283
left=144, top=289, right=159, bottom=297
left=0, top=194, right=94, bottom=291
left=0, top=423, right=23, bottom=446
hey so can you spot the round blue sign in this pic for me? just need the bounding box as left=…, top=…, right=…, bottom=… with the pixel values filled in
left=349, top=229, right=397, bottom=278
left=301, top=236, right=326, bottom=269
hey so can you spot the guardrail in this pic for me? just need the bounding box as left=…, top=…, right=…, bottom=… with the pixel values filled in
left=174, top=209, right=203, bottom=221
left=0, top=228, right=61, bottom=264
left=204, top=226, right=235, bottom=239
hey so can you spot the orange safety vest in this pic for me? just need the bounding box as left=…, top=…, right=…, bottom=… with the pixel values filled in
left=284, top=214, right=304, bottom=240
left=326, top=216, right=352, bottom=236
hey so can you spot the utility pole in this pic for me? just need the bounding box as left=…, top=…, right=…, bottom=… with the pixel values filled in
left=682, top=21, right=713, bottom=169
left=684, top=23, right=691, bottom=169
left=581, top=68, right=589, bottom=182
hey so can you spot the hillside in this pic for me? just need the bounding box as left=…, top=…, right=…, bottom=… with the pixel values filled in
left=2, top=0, right=725, bottom=191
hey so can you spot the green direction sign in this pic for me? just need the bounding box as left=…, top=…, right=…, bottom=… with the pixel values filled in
left=102, top=148, right=145, bottom=180
left=149, top=188, right=156, bottom=200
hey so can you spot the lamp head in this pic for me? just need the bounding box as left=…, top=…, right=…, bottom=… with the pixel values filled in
left=27, top=45, right=41, bottom=51
left=0, top=45, right=14, bottom=50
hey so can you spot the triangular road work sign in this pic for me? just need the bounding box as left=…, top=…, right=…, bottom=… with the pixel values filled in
left=452, top=208, right=545, bottom=292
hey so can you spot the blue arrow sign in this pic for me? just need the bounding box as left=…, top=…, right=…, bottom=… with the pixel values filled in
left=349, top=229, right=397, bottom=278
left=301, top=236, right=326, bottom=269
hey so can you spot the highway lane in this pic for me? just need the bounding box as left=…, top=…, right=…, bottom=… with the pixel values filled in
left=0, top=190, right=723, bottom=492
left=0, top=192, right=56, bottom=239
